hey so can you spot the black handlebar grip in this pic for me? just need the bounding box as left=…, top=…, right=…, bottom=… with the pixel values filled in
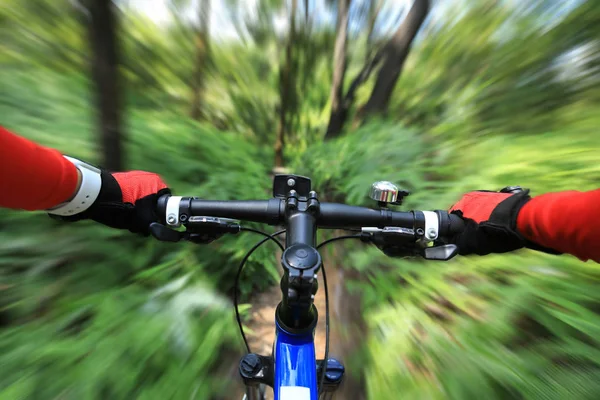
left=448, top=213, right=465, bottom=235
left=318, top=203, right=414, bottom=228
left=155, top=195, right=284, bottom=225
left=435, top=210, right=465, bottom=237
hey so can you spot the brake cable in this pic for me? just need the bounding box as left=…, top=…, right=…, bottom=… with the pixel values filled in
left=235, top=228, right=286, bottom=353
left=316, top=234, right=363, bottom=395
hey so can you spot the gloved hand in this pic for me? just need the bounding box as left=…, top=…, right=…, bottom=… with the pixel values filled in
left=448, top=188, right=552, bottom=256
left=52, top=169, right=170, bottom=235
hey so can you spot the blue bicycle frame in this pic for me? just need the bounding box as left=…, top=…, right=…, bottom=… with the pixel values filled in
left=273, top=319, right=318, bottom=400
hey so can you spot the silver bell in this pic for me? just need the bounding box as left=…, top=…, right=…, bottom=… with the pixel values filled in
left=369, top=181, right=399, bottom=203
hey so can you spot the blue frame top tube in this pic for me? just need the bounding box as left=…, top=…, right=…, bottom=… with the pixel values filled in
left=273, top=319, right=318, bottom=400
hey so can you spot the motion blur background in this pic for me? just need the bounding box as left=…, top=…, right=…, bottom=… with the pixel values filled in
left=2, top=0, right=600, bottom=398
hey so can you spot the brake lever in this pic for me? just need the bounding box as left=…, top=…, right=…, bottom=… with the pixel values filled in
left=150, top=222, right=181, bottom=242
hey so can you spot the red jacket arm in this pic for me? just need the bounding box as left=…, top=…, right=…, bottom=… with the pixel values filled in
left=517, top=189, right=600, bottom=263
left=0, top=126, right=79, bottom=210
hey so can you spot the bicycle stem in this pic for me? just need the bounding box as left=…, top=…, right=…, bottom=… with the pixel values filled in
left=278, top=189, right=322, bottom=330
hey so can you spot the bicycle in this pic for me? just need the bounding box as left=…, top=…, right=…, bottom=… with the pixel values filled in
left=149, top=174, right=464, bottom=400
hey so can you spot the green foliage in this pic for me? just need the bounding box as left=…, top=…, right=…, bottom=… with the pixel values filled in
left=295, top=121, right=428, bottom=204
left=0, top=0, right=87, bottom=72
left=358, top=250, right=600, bottom=400
left=389, top=0, right=600, bottom=137
left=1, top=278, right=237, bottom=399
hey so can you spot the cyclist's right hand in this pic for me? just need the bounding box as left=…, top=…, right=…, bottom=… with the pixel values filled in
left=447, top=189, right=533, bottom=256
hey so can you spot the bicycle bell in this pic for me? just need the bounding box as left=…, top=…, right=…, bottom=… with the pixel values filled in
left=369, top=181, right=410, bottom=206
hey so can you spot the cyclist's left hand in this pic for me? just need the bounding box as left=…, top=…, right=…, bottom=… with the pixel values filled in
left=55, top=170, right=170, bottom=235
left=447, top=189, right=531, bottom=255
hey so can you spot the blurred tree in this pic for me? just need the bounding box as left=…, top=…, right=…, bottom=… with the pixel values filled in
left=274, top=0, right=298, bottom=169
left=190, top=0, right=211, bottom=120
left=325, top=0, right=351, bottom=137
left=365, top=0, right=383, bottom=58
left=245, top=0, right=284, bottom=46
left=286, top=6, right=334, bottom=150
left=325, top=0, right=426, bottom=137
left=387, top=0, right=597, bottom=135
left=304, top=0, right=309, bottom=22
left=86, top=0, right=124, bottom=170
left=359, top=0, right=429, bottom=116
left=299, top=0, right=314, bottom=96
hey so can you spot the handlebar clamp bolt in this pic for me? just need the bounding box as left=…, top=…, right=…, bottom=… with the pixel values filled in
left=287, top=178, right=296, bottom=187
left=426, top=228, right=436, bottom=240
left=167, top=215, right=177, bottom=225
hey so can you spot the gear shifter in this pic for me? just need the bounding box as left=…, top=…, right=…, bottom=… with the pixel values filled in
left=149, top=216, right=241, bottom=244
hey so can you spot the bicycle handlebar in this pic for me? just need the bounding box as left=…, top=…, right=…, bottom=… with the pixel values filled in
left=152, top=184, right=466, bottom=331
left=149, top=176, right=469, bottom=365
left=156, top=196, right=465, bottom=237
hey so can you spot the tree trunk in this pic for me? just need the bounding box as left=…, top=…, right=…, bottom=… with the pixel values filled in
left=366, top=0, right=383, bottom=58
left=87, top=0, right=123, bottom=171
left=360, top=0, right=429, bottom=116
left=191, top=0, right=211, bottom=120
left=274, top=0, right=297, bottom=169
left=304, top=0, right=309, bottom=23
left=324, top=0, right=351, bottom=139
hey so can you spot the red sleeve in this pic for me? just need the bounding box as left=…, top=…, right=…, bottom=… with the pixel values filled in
left=0, top=126, right=79, bottom=210
left=517, top=189, right=600, bottom=263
